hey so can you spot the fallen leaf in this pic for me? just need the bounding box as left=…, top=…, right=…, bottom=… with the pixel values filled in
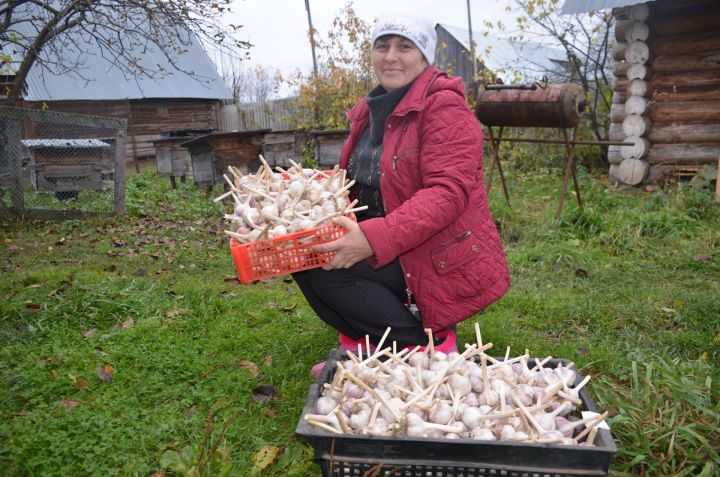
left=25, top=302, right=40, bottom=312
left=111, top=238, right=126, bottom=248
left=28, top=283, right=42, bottom=289
left=224, top=276, right=241, bottom=285
left=266, top=302, right=277, bottom=309
left=58, top=400, right=81, bottom=410
left=263, top=409, right=278, bottom=418
left=239, top=360, right=260, bottom=377
left=693, top=255, right=711, bottom=263
left=149, top=473, right=165, bottom=477
left=97, top=363, right=113, bottom=383
left=131, top=268, right=147, bottom=277
left=82, top=327, right=99, bottom=338
left=68, top=374, right=91, bottom=391
left=251, top=445, right=281, bottom=473
left=50, top=369, right=58, bottom=380
left=282, top=303, right=296, bottom=313
left=165, top=308, right=189, bottom=319
left=111, top=317, right=135, bottom=330
left=263, top=355, right=273, bottom=366
left=252, top=384, right=280, bottom=404
left=7, top=244, right=19, bottom=251
left=574, top=268, right=589, bottom=278
left=575, top=347, right=590, bottom=356
left=286, top=288, right=296, bottom=296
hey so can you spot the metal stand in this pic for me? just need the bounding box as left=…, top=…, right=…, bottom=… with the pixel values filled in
left=485, top=125, right=585, bottom=219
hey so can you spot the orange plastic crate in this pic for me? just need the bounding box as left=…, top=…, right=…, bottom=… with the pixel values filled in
left=229, top=220, right=350, bottom=284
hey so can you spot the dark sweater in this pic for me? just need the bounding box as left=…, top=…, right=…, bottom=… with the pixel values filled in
left=347, top=82, right=413, bottom=221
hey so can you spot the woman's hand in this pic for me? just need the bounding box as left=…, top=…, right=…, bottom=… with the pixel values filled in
left=311, top=216, right=373, bottom=270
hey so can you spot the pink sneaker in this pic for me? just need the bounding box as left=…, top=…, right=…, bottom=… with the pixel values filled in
left=434, top=328, right=458, bottom=354
left=310, top=333, right=378, bottom=379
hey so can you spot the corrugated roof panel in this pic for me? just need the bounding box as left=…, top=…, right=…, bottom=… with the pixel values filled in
left=22, top=139, right=111, bottom=148
left=2, top=5, right=231, bottom=101
left=560, top=0, right=654, bottom=14
left=439, top=23, right=568, bottom=82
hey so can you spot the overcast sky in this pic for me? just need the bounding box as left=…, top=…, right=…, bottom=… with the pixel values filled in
left=214, top=0, right=516, bottom=96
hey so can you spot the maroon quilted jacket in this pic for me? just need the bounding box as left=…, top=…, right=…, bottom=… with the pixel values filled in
left=340, top=66, right=510, bottom=332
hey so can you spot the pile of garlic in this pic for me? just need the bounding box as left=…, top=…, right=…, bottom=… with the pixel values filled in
left=216, top=156, right=366, bottom=244
left=306, top=324, right=608, bottom=446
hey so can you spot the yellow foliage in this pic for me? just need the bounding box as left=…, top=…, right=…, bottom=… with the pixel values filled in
left=284, top=4, right=373, bottom=130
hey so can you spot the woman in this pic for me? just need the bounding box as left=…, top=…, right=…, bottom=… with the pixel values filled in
left=293, top=12, right=510, bottom=377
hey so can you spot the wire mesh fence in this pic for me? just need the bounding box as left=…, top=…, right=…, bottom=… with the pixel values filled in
left=0, top=107, right=126, bottom=220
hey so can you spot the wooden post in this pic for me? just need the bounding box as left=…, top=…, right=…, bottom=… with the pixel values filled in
left=716, top=156, right=720, bottom=203
left=466, top=0, right=476, bottom=81
left=126, top=99, right=139, bottom=173
left=555, top=125, right=583, bottom=220
left=114, top=128, right=127, bottom=215
left=486, top=126, right=510, bottom=205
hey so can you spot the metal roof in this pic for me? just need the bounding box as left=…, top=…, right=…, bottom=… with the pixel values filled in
left=1, top=6, right=231, bottom=101
left=560, top=0, right=654, bottom=14
left=438, top=24, right=568, bottom=82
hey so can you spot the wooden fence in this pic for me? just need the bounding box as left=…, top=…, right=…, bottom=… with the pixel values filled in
left=218, top=98, right=306, bottom=132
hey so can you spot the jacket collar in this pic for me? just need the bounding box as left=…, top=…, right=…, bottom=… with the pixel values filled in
left=347, top=66, right=442, bottom=122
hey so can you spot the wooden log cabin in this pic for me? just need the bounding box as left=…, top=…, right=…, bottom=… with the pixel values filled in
left=563, top=0, right=720, bottom=186
left=10, top=24, right=230, bottom=168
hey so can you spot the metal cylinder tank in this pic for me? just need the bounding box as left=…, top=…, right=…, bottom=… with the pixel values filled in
left=475, top=83, right=586, bottom=128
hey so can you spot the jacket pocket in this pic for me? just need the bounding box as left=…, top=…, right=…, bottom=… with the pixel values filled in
left=431, top=230, right=481, bottom=275
left=391, top=147, right=419, bottom=170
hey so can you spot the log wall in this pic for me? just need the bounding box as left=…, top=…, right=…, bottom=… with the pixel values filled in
left=22, top=99, right=221, bottom=161
left=610, top=0, right=720, bottom=185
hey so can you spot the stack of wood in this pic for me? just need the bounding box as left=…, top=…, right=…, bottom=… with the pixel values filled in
left=610, top=0, right=720, bottom=185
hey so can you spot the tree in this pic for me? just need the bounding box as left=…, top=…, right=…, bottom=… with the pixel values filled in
left=484, top=0, right=614, bottom=154
left=222, top=63, right=280, bottom=104
left=284, top=3, right=373, bottom=129
left=0, top=0, right=250, bottom=106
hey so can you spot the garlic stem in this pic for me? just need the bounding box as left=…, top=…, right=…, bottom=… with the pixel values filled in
left=573, top=411, right=608, bottom=442
left=305, top=419, right=342, bottom=434
left=334, top=409, right=351, bottom=434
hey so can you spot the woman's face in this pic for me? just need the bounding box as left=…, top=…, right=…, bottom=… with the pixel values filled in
left=373, top=35, right=428, bottom=91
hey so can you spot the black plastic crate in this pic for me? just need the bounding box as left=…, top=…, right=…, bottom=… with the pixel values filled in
left=296, top=349, right=616, bottom=477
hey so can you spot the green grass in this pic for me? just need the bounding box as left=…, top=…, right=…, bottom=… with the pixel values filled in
left=1, top=164, right=718, bottom=476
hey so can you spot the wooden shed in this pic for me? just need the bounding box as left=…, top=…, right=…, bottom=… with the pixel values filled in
left=181, top=129, right=270, bottom=187
left=7, top=19, right=231, bottom=167
left=563, top=0, right=720, bottom=185
left=311, top=130, right=350, bottom=169
left=21, top=100, right=225, bottom=165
